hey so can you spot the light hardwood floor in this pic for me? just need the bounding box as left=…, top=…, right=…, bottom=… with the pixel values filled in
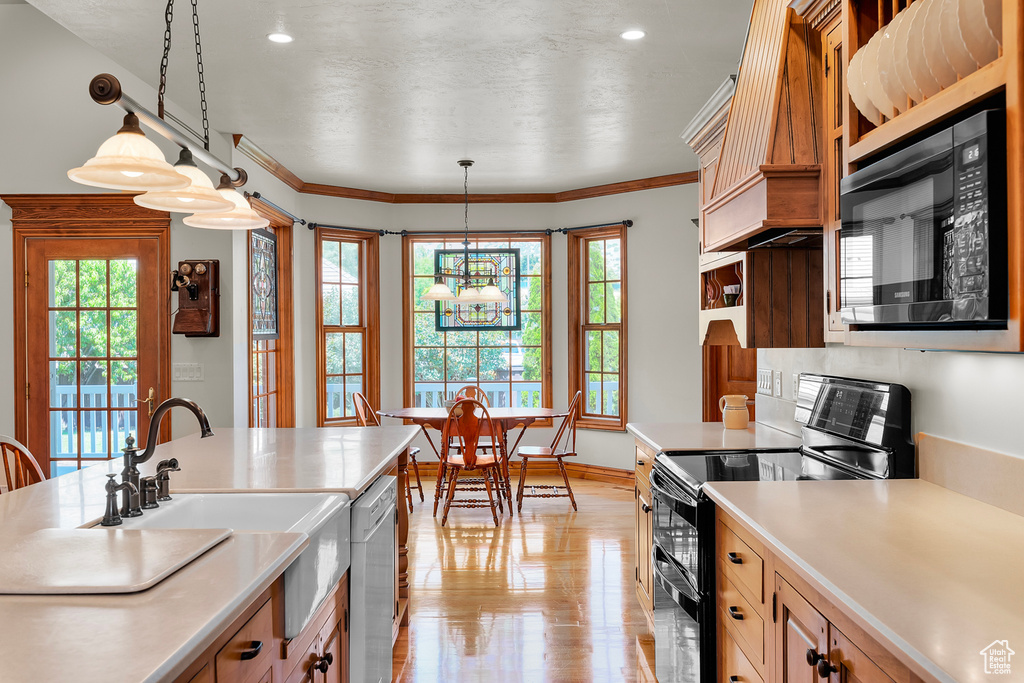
left=393, top=475, right=649, bottom=682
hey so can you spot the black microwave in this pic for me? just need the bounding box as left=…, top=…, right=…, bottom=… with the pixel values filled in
left=839, top=109, right=1006, bottom=328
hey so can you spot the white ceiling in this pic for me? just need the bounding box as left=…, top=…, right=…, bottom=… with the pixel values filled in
left=28, top=0, right=752, bottom=193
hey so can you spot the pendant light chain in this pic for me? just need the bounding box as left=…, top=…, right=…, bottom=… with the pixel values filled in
left=158, top=0, right=174, bottom=119
left=462, top=161, right=472, bottom=288
left=154, top=0, right=210, bottom=151
left=191, top=0, right=210, bottom=151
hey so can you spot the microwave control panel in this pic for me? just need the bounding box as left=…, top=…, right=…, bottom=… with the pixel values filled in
left=943, top=133, right=990, bottom=320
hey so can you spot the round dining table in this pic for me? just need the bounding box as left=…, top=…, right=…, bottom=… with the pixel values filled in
left=377, top=406, right=567, bottom=516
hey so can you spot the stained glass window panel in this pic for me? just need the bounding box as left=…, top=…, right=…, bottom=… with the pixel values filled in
left=433, top=249, right=521, bottom=331
left=250, top=229, right=279, bottom=340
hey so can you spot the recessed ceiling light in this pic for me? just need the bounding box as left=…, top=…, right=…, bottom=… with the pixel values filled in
left=620, top=30, right=646, bottom=40
left=267, top=33, right=293, bottom=44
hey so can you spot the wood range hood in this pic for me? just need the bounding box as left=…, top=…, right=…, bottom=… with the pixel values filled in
left=702, top=0, right=823, bottom=252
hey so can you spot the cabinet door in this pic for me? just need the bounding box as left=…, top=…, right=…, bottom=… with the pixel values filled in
left=822, top=14, right=846, bottom=340
left=827, top=626, right=897, bottom=683
left=634, top=482, right=654, bottom=613
left=774, top=576, right=828, bottom=683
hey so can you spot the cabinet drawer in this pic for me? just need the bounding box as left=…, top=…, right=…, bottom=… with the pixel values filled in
left=215, top=597, right=274, bottom=683
left=719, top=571, right=765, bottom=668
left=719, top=522, right=763, bottom=604
left=635, top=445, right=654, bottom=485
left=720, top=624, right=763, bottom=683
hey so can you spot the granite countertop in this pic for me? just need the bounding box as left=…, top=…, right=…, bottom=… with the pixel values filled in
left=626, top=421, right=801, bottom=454
left=0, top=425, right=418, bottom=682
left=703, top=479, right=1024, bottom=683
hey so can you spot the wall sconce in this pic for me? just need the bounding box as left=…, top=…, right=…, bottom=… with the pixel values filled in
left=171, top=260, right=219, bottom=337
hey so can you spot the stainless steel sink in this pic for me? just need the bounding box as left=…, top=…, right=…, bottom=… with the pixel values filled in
left=92, top=492, right=351, bottom=638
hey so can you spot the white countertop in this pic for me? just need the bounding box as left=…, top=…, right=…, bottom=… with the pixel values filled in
left=0, top=425, right=418, bottom=683
left=626, top=421, right=801, bottom=453
left=704, top=479, right=1024, bottom=683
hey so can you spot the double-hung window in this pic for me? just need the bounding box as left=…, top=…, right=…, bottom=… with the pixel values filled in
left=316, top=228, right=380, bottom=425
left=403, top=233, right=552, bottom=413
left=568, top=225, right=627, bottom=430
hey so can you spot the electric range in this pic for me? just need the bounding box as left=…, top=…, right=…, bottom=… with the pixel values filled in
left=649, top=374, right=915, bottom=683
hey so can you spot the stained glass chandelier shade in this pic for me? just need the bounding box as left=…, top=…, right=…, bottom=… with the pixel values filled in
left=434, top=248, right=521, bottom=331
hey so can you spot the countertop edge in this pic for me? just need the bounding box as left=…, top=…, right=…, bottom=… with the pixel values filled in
left=151, top=531, right=308, bottom=683
left=703, top=483, right=957, bottom=683
left=626, top=421, right=801, bottom=454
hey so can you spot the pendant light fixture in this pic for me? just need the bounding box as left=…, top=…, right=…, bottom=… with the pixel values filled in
left=67, top=112, right=189, bottom=191
left=134, top=149, right=233, bottom=213
left=421, top=160, right=507, bottom=305
left=183, top=175, right=270, bottom=230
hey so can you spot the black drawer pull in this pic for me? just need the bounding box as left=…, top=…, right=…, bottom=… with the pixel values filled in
left=728, top=606, right=744, bottom=620
left=729, top=677, right=740, bottom=682
left=637, top=459, right=645, bottom=466
left=239, top=640, right=263, bottom=661
left=727, top=551, right=742, bottom=564
left=642, top=502, right=652, bottom=513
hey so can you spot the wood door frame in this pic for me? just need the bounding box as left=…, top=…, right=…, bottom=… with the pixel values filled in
left=249, top=197, right=296, bottom=427
left=4, top=194, right=172, bottom=455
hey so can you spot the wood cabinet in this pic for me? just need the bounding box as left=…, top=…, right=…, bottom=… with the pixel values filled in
left=634, top=441, right=655, bottom=616
left=716, top=506, right=913, bottom=683
left=820, top=12, right=846, bottom=342
left=174, top=573, right=350, bottom=683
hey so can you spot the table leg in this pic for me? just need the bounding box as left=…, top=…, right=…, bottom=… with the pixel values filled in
left=499, top=424, right=514, bottom=516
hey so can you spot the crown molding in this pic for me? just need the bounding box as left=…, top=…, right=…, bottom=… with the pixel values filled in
left=233, top=134, right=696, bottom=204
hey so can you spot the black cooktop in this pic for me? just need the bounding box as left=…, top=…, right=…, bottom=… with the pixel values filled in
left=658, top=450, right=862, bottom=497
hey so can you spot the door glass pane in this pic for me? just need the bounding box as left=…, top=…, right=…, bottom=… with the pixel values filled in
left=51, top=411, right=77, bottom=459
left=81, top=411, right=108, bottom=458
left=79, top=260, right=107, bottom=308
left=49, top=361, right=76, bottom=408
left=109, top=259, right=138, bottom=307
left=110, top=310, right=137, bottom=357
left=111, top=361, right=137, bottom=409
left=80, top=361, right=108, bottom=408
left=49, top=311, right=76, bottom=357
left=110, top=410, right=136, bottom=451
left=50, top=261, right=76, bottom=307
left=79, top=310, right=108, bottom=357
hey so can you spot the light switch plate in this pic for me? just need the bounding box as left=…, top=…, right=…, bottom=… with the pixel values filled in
left=173, top=363, right=204, bottom=382
left=792, top=373, right=800, bottom=399
left=773, top=370, right=783, bottom=397
left=756, top=368, right=773, bottom=396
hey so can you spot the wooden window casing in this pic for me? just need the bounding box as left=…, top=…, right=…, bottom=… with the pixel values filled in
left=568, top=225, right=628, bottom=430
left=248, top=198, right=296, bottom=428
left=315, top=228, right=380, bottom=426
left=402, top=233, right=552, bottom=420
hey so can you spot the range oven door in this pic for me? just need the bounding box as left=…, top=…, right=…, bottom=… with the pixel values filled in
left=649, top=466, right=701, bottom=594
left=653, top=545, right=701, bottom=683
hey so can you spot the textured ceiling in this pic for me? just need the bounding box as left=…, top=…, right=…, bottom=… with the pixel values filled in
left=27, top=0, right=752, bottom=193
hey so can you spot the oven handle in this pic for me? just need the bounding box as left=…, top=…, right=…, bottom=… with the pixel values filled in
left=652, top=544, right=701, bottom=619
left=650, top=469, right=698, bottom=525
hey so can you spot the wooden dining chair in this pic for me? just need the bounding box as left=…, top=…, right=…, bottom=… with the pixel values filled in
left=352, top=392, right=424, bottom=512
left=437, top=399, right=504, bottom=526
left=514, top=391, right=582, bottom=512
left=1, top=435, right=45, bottom=493
left=454, top=384, right=491, bottom=406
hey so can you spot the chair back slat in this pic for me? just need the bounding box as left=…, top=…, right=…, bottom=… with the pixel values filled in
left=0, top=436, right=45, bottom=492
left=454, top=385, right=491, bottom=407
left=550, top=391, right=582, bottom=453
left=352, top=393, right=380, bottom=427
left=442, top=399, right=498, bottom=469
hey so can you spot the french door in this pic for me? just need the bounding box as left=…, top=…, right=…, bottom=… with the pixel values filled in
left=6, top=194, right=171, bottom=479
left=25, top=239, right=163, bottom=476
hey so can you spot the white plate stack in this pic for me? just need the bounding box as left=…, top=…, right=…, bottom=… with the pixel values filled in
left=847, top=0, right=1002, bottom=124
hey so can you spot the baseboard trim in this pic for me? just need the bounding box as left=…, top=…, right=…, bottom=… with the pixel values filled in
left=410, top=460, right=634, bottom=486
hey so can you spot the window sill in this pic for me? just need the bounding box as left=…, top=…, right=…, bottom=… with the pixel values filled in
left=577, top=418, right=626, bottom=432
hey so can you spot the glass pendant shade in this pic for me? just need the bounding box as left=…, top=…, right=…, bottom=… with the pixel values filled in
left=477, top=278, right=506, bottom=303
left=455, top=286, right=484, bottom=304
left=183, top=184, right=270, bottom=230
left=134, top=149, right=234, bottom=214
left=422, top=277, right=455, bottom=301
left=67, top=113, right=189, bottom=191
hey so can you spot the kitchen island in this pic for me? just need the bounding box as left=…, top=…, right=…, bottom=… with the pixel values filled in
left=0, top=425, right=418, bottom=683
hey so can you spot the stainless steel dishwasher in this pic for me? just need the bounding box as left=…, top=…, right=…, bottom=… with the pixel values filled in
left=349, top=475, right=397, bottom=683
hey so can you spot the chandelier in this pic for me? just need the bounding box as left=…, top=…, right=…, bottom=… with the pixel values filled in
left=67, top=0, right=267, bottom=231
left=421, top=160, right=521, bottom=331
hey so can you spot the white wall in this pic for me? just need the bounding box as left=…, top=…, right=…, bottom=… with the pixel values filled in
left=759, top=345, right=1024, bottom=460
left=0, top=5, right=239, bottom=439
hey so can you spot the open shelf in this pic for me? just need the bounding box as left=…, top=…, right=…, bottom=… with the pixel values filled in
left=848, top=56, right=1007, bottom=162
